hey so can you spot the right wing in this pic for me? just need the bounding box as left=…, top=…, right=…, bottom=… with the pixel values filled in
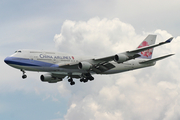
left=125, top=37, right=173, bottom=56
left=57, top=37, right=173, bottom=73
left=94, top=37, right=173, bottom=63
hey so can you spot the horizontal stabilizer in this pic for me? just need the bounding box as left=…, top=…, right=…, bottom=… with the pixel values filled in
left=139, top=54, right=174, bottom=64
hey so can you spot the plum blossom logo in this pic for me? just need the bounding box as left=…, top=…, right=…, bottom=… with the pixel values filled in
left=138, top=41, right=153, bottom=57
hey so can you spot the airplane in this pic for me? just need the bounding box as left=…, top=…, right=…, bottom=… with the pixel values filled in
left=4, top=35, right=174, bottom=85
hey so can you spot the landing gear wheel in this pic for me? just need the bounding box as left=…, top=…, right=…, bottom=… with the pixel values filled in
left=22, top=74, right=27, bottom=79
left=21, top=69, right=27, bottom=79
left=83, top=79, right=88, bottom=83
left=80, top=79, right=84, bottom=82
left=89, top=76, right=94, bottom=81
left=70, top=81, right=75, bottom=85
left=68, top=78, right=73, bottom=82
left=68, top=77, right=75, bottom=85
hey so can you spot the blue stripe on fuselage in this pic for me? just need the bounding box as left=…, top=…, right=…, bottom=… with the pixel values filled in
left=4, top=57, right=55, bottom=67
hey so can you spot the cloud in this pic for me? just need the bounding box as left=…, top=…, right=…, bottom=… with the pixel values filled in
left=54, top=17, right=138, bottom=56
left=54, top=17, right=180, bottom=120
left=2, top=0, right=180, bottom=119
left=1, top=17, right=179, bottom=120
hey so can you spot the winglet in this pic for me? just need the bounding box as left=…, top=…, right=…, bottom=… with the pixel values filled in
left=165, top=37, right=173, bottom=43
left=159, top=37, right=173, bottom=45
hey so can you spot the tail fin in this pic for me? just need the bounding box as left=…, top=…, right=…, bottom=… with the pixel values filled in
left=137, top=35, right=157, bottom=59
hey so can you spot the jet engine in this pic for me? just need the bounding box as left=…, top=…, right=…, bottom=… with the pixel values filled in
left=78, top=62, right=92, bottom=70
left=114, top=54, right=129, bottom=63
left=40, top=74, right=62, bottom=83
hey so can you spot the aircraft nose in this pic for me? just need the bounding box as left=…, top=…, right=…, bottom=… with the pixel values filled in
left=4, top=57, right=12, bottom=64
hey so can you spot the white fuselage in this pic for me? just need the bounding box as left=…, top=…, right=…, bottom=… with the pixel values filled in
left=4, top=35, right=173, bottom=85
left=5, top=49, right=155, bottom=76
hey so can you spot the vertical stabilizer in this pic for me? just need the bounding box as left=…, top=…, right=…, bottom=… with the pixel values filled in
left=137, top=35, right=157, bottom=59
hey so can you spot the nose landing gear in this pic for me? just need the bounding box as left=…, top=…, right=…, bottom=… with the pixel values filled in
left=21, top=69, right=27, bottom=79
left=22, top=74, right=27, bottom=79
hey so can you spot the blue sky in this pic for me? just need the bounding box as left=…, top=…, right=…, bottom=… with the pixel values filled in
left=1, top=0, right=180, bottom=120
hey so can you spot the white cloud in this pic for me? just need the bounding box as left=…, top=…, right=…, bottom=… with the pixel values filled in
left=54, top=17, right=180, bottom=120
left=54, top=17, right=138, bottom=56
left=58, top=83, right=71, bottom=97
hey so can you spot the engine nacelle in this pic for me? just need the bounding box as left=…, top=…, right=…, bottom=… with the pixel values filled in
left=114, top=54, right=129, bottom=63
left=40, top=74, right=62, bottom=83
left=78, top=62, right=92, bottom=70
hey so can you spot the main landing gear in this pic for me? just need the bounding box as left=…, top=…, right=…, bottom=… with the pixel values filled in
left=21, top=69, right=27, bottom=79
left=80, top=77, right=94, bottom=83
left=68, top=73, right=94, bottom=86
left=80, top=73, right=94, bottom=83
left=68, top=78, right=75, bottom=85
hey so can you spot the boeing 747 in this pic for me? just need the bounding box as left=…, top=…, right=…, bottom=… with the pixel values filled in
left=4, top=35, right=174, bottom=85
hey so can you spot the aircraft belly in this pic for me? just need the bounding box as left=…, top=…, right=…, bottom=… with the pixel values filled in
left=10, top=64, right=89, bottom=76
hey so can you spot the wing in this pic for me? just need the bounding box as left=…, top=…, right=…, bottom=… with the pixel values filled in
left=93, top=37, right=173, bottom=63
left=57, top=37, right=173, bottom=73
left=126, top=37, right=173, bottom=56
left=58, top=59, right=116, bottom=74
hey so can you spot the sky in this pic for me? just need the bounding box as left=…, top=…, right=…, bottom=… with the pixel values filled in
left=1, top=0, right=180, bottom=120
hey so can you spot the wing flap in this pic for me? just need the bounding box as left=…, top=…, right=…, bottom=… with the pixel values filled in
left=103, top=62, right=116, bottom=69
left=92, top=62, right=115, bottom=73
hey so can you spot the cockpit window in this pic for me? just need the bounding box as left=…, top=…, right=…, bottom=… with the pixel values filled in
left=14, top=51, right=22, bottom=53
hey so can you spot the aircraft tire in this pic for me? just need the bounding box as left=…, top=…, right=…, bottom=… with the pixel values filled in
left=70, top=81, right=75, bottom=85
left=83, top=79, right=88, bottom=83
left=68, top=78, right=72, bottom=82
left=80, top=79, right=84, bottom=82
left=89, top=77, right=94, bottom=81
left=22, top=75, right=27, bottom=79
